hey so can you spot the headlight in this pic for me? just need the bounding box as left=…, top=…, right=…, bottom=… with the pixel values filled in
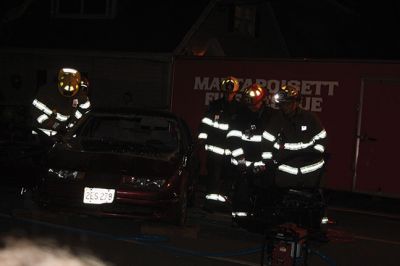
left=122, top=176, right=166, bottom=189
left=48, top=168, right=81, bottom=179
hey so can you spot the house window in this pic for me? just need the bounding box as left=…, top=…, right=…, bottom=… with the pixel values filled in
left=51, top=0, right=117, bottom=19
left=233, top=5, right=257, bottom=37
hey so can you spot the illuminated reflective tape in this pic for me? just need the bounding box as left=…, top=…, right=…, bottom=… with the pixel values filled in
left=227, top=130, right=262, bottom=141
left=215, top=122, right=229, bottom=130
left=68, top=123, right=74, bottom=128
left=278, top=164, right=299, bottom=175
left=232, top=212, right=248, bottom=217
left=321, top=216, right=329, bottom=224
left=201, top=117, right=229, bottom=130
left=37, top=114, right=49, bottom=124
left=62, top=68, right=77, bottom=74
left=231, top=158, right=239, bottom=165
left=79, top=100, right=91, bottom=109
left=198, top=133, right=208, bottom=139
left=56, top=113, right=70, bottom=122
left=32, top=130, right=38, bottom=135
left=231, top=148, right=244, bottom=157
left=242, top=135, right=262, bottom=142
left=273, top=143, right=280, bottom=149
left=253, top=161, right=265, bottom=167
left=262, top=152, right=273, bottom=159
left=32, top=99, right=52, bottom=116
left=314, top=144, right=325, bottom=152
left=227, top=130, right=242, bottom=138
left=280, top=130, right=327, bottom=151
left=205, top=144, right=225, bottom=155
left=74, top=110, right=82, bottom=119
left=262, top=131, right=276, bottom=142
left=224, top=149, right=231, bottom=155
left=205, top=194, right=226, bottom=202
left=314, top=130, right=327, bottom=140
left=201, top=117, right=213, bottom=126
left=300, top=160, right=325, bottom=174
left=283, top=140, right=314, bottom=150
left=38, top=128, right=57, bottom=136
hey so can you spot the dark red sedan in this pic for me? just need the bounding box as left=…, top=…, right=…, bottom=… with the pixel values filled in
left=35, top=108, right=198, bottom=225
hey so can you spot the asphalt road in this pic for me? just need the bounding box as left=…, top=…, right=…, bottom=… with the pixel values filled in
left=0, top=187, right=400, bottom=266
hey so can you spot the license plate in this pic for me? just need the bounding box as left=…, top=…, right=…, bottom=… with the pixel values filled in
left=83, top=187, right=115, bottom=204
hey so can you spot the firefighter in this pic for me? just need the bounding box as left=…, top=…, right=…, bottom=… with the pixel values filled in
left=31, top=68, right=90, bottom=139
left=263, top=84, right=328, bottom=230
left=228, top=83, right=276, bottom=218
left=197, top=76, right=241, bottom=211
left=267, top=84, right=328, bottom=188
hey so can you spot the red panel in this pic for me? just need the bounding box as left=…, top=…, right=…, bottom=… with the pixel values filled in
left=356, top=81, right=400, bottom=196
left=171, top=58, right=400, bottom=195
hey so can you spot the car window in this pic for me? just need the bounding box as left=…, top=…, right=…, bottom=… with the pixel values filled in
left=77, top=114, right=180, bottom=153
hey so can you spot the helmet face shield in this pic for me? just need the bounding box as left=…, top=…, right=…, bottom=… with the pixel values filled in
left=273, top=85, right=301, bottom=105
left=273, top=91, right=286, bottom=104
left=221, top=76, right=239, bottom=94
left=58, top=68, right=81, bottom=97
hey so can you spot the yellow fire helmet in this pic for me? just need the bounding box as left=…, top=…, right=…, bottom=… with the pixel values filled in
left=58, top=68, right=81, bottom=97
left=221, top=76, right=240, bottom=93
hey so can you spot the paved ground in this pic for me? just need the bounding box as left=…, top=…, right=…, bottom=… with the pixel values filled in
left=0, top=187, right=400, bottom=266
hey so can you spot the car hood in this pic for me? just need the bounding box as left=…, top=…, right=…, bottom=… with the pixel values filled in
left=46, top=147, right=181, bottom=177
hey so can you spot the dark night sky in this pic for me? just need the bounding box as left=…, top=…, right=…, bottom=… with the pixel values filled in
left=1, top=0, right=400, bottom=59
left=269, top=0, right=400, bottom=59
left=0, top=0, right=211, bottom=53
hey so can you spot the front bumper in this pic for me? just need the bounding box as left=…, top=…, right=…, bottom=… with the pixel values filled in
left=36, top=180, right=180, bottom=219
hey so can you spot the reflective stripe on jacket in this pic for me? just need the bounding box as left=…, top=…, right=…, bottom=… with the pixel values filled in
left=198, top=97, right=241, bottom=156
left=263, top=108, right=327, bottom=187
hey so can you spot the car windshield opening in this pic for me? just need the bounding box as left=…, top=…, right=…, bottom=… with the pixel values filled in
left=78, top=115, right=179, bottom=153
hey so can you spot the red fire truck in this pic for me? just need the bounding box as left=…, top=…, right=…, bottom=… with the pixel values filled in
left=171, top=57, right=400, bottom=199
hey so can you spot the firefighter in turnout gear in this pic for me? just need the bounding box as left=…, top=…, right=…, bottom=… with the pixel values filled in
left=31, top=68, right=91, bottom=138
left=228, top=83, right=276, bottom=218
left=258, top=84, right=329, bottom=231
left=266, top=84, right=328, bottom=189
left=197, top=76, right=241, bottom=210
